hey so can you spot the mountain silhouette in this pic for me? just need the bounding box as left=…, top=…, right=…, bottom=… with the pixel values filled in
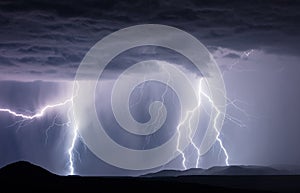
left=144, top=165, right=291, bottom=177
left=1, top=161, right=300, bottom=192
left=0, top=161, right=55, bottom=178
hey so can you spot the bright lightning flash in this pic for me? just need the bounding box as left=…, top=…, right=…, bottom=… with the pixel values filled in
left=0, top=77, right=235, bottom=174
left=0, top=99, right=72, bottom=119
left=0, top=96, right=77, bottom=175
left=198, top=79, right=229, bottom=166
left=176, top=78, right=229, bottom=170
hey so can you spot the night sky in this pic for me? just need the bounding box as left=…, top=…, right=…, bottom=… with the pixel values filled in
left=0, top=0, right=300, bottom=176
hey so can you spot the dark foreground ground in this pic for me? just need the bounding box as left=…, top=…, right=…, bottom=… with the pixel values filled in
left=1, top=162, right=300, bottom=192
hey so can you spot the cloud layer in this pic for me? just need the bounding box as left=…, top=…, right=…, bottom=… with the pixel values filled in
left=0, top=0, right=299, bottom=80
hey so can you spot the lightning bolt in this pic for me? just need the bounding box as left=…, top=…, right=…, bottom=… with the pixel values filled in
left=202, top=48, right=255, bottom=165
left=224, top=49, right=255, bottom=74
left=0, top=93, right=78, bottom=175
left=68, top=113, right=78, bottom=175
left=176, top=78, right=202, bottom=170
left=176, top=77, right=230, bottom=169
left=0, top=99, right=72, bottom=119
left=185, top=79, right=202, bottom=168
left=198, top=78, right=229, bottom=166
left=68, top=83, right=79, bottom=175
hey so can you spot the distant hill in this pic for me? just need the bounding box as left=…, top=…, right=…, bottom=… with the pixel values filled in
left=0, top=161, right=300, bottom=192
left=144, top=165, right=292, bottom=177
left=0, top=161, right=56, bottom=178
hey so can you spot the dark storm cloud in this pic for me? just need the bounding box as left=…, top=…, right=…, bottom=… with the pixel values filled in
left=0, top=0, right=299, bottom=80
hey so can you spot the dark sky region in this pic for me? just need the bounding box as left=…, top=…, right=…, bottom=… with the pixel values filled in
left=0, top=0, right=299, bottom=175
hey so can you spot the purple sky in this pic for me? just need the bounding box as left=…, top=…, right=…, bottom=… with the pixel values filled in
left=0, top=0, right=300, bottom=175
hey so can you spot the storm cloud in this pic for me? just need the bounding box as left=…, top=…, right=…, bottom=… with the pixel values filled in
left=0, top=0, right=299, bottom=80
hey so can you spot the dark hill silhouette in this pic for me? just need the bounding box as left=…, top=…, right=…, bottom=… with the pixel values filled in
left=1, top=161, right=300, bottom=192
left=0, top=161, right=55, bottom=178
left=144, top=165, right=291, bottom=177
